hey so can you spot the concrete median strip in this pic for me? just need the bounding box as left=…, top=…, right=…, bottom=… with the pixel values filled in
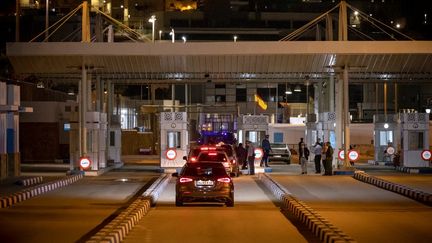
left=258, top=173, right=356, bottom=243
left=15, top=176, right=44, bottom=186
left=0, top=174, right=83, bottom=209
left=86, top=173, right=171, bottom=243
left=353, top=171, right=432, bottom=205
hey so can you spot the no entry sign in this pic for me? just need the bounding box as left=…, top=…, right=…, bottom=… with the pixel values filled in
left=421, top=150, right=431, bottom=161
left=166, top=149, right=177, bottom=160
left=79, top=157, right=92, bottom=170
left=254, top=148, right=263, bottom=159
left=348, top=150, right=360, bottom=162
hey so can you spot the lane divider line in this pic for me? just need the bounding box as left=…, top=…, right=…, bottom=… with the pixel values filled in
left=86, top=173, right=171, bottom=243
left=258, top=173, right=356, bottom=243
left=353, top=171, right=432, bottom=205
left=0, top=174, right=83, bottom=209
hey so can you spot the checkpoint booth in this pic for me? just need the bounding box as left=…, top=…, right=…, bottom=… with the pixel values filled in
left=316, top=112, right=337, bottom=148
left=70, top=111, right=108, bottom=173
left=373, top=114, right=400, bottom=164
left=237, top=115, right=269, bottom=170
left=160, top=112, right=189, bottom=171
left=400, top=112, right=430, bottom=167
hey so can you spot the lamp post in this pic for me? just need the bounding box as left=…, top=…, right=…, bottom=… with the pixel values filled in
left=233, top=35, right=238, bottom=42
left=182, top=36, right=186, bottom=43
left=159, top=30, right=162, bottom=40
left=45, top=0, right=49, bottom=40
left=148, top=15, right=156, bottom=43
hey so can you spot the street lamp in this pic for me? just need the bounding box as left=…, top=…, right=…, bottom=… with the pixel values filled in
left=233, top=35, right=238, bottom=42
left=169, top=28, right=175, bottom=43
left=159, top=30, right=162, bottom=40
left=182, top=36, right=187, bottom=43
left=148, top=15, right=156, bottom=43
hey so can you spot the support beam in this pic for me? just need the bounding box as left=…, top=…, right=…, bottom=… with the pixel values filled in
left=338, top=0, right=348, bottom=41
left=82, top=1, right=90, bottom=42
left=80, top=64, right=88, bottom=158
left=343, top=66, right=350, bottom=167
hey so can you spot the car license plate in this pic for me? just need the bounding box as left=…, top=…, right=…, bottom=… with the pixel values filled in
left=196, top=180, right=214, bottom=186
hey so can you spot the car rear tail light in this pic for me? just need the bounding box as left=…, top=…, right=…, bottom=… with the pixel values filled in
left=222, top=162, right=230, bottom=167
left=201, top=147, right=216, bottom=151
left=208, top=152, right=217, bottom=156
left=190, top=157, right=197, bottom=162
left=179, top=177, right=193, bottom=183
left=217, top=177, right=231, bottom=183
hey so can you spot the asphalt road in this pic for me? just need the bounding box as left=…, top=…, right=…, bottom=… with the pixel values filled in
left=270, top=174, right=432, bottom=243
left=0, top=168, right=159, bottom=243
left=124, top=176, right=310, bottom=243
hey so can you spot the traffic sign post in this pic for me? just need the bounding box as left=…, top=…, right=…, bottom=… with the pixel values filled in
left=386, top=146, right=395, bottom=155
left=338, top=150, right=345, bottom=161
left=348, top=150, right=360, bottom=162
left=166, top=149, right=177, bottom=160
left=79, top=157, right=92, bottom=170
left=254, top=148, right=263, bottom=160
left=421, top=150, right=431, bottom=161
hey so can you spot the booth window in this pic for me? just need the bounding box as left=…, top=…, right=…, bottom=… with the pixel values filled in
left=274, top=132, right=283, bottom=143
left=408, top=132, right=424, bottom=150
left=168, top=131, right=181, bottom=148
left=379, top=131, right=393, bottom=146
left=110, top=131, right=115, bottom=146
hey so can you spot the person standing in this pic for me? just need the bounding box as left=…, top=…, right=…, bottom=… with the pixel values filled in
left=236, top=143, right=248, bottom=170
left=323, top=142, right=334, bottom=176
left=299, top=143, right=310, bottom=174
left=298, top=137, right=304, bottom=164
left=313, top=139, right=323, bottom=174
left=246, top=141, right=256, bottom=175
left=260, top=135, right=272, bottom=167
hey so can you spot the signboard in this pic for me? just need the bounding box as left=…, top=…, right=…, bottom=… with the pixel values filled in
left=79, top=157, right=91, bottom=170
left=338, top=150, right=345, bottom=160
left=348, top=150, right=360, bottom=162
left=254, top=148, right=263, bottom=159
left=421, top=150, right=431, bottom=161
left=166, top=149, right=177, bottom=160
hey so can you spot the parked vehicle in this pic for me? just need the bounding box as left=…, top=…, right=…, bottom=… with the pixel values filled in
left=173, top=162, right=234, bottom=207
left=184, top=144, right=240, bottom=176
left=268, top=143, right=291, bottom=164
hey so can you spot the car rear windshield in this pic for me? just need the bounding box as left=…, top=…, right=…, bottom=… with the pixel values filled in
left=197, top=153, right=228, bottom=162
left=183, top=166, right=227, bottom=176
left=271, top=144, right=287, bottom=149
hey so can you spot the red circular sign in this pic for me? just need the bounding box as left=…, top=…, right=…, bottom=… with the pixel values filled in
left=348, top=150, right=360, bottom=162
left=79, top=157, right=91, bottom=170
left=254, top=148, right=263, bottom=159
left=386, top=146, right=395, bottom=155
left=421, top=150, right=431, bottom=161
left=338, top=150, right=345, bottom=160
left=166, top=149, right=177, bottom=160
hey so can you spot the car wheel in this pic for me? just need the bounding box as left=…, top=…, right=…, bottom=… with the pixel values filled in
left=175, top=196, right=183, bottom=206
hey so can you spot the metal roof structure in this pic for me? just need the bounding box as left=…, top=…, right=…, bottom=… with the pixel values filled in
left=6, top=41, right=432, bottom=84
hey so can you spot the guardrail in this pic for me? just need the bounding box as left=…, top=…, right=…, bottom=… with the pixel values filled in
left=258, top=173, right=355, bottom=243
left=87, top=173, right=171, bottom=243
left=15, top=176, right=44, bottom=186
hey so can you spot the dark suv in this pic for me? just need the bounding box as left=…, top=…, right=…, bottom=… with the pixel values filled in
left=173, top=162, right=234, bottom=207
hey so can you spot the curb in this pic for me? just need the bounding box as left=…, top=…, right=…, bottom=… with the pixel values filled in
left=15, top=176, right=44, bottom=186
left=258, top=173, right=355, bottom=243
left=353, top=171, right=432, bottom=205
left=0, top=174, right=83, bottom=209
left=86, top=173, right=171, bottom=243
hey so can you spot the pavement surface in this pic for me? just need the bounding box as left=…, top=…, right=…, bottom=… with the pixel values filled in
left=124, top=176, right=311, bottom=243
left=0, top=167, right=159, bottom=243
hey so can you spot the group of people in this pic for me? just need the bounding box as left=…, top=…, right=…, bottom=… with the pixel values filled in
left=292, top=137, right=334, bottom=175
left=235, top=135, right=272, bottom=176
left=235, top=135, right=334, bottom=176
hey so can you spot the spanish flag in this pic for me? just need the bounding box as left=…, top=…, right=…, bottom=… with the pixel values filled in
left=254, top=94, right=267, bottom=110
